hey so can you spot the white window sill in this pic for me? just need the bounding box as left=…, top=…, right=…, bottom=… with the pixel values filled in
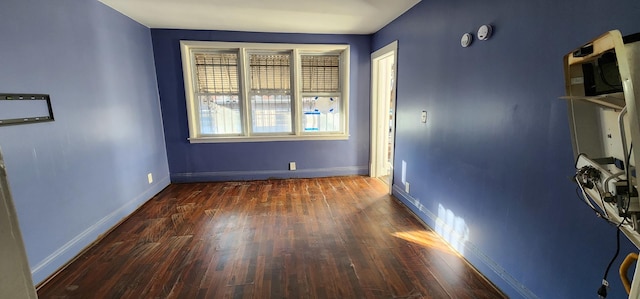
left=188, top=134, right=349, bottom=143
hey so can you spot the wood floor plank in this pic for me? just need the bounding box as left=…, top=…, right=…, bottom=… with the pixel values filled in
left=37, top=176, right=506, bottom=299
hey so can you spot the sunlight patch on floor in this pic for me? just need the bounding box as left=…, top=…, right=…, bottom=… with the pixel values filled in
left=392, top=230, right=460, bottom=256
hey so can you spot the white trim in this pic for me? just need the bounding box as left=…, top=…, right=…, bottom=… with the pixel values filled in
left=180, top=41, right=198, bottom=139
left=0, top=149, right=38, bottom=298
left=293, top=49, right=302, bottom=136
left=171, top=166, right=369, bottom=182
left=30, top=175, right=171, bottom=283
left=180, top=40, right=350, bottom=142
left=371, top=41, right=398, bottom=61
left=188, top=134, right=349, bottom=143
left=342, top=47, right=351, bottom=137
left=180, top=40, right=348, bottom=52
left=370, top=41, right=398, bottom=193
left=239, top=48, right=251, bottom=137
left=392, top=184, right=539, bottom=299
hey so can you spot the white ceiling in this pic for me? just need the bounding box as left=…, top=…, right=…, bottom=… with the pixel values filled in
left=98, top=0, right=421, bottom=34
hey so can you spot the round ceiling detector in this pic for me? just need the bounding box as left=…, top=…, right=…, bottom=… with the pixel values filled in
left=477, top=24, right=493, bottom=41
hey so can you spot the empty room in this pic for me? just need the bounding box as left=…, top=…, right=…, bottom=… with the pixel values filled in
left=3, top=0, right=640, bottom=298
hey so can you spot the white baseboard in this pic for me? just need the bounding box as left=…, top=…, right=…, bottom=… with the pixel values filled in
left=392, top=184, right=538, bottom=299
left=171, top=166, right=369, bottom=182
left=31, top=175, right=171, bottom=284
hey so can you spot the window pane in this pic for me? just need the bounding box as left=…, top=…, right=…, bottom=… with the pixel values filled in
left=302, top=96, right=341, bottom=132
left=301, top=55, right=340, bottom=93
left=251, top=94, right=292, bottom=133
left=198, top=95, right=241, bottom=135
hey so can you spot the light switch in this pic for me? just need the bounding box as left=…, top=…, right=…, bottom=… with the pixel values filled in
left=421, top=111, right=427, bottom=123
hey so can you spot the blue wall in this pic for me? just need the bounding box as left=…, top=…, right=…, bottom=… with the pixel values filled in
left=151, top=29, right=371, bottom=182
left=4, top=0, right=637, bottom=295
left=0, top=0, right=170, bottom=283
left=374, top=0, right=640, bottom=298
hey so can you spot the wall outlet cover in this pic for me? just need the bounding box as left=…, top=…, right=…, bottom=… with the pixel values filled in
left=289, top=162, right=296, bottom=171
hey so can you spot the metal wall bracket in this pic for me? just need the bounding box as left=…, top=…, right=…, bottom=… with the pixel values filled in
left=0, top=94, right=54, bottom=126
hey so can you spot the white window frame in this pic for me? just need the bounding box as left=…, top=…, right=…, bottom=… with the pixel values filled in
left=180, top=41, right=350, bottom=143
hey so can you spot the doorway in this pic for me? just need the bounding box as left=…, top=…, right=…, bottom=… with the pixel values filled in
left=370, top=41, right=398, bottom=193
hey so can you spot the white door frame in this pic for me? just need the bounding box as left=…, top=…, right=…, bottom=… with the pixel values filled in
left=370, top=41, right=398, bottom=193
left=0, top=148, right=38, bottom=299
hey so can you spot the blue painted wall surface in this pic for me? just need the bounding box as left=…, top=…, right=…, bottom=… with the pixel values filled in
left=151, top=30, right=371, bottom=182
left=0, top=0, right=170, bottom=283
left=374, top=0, right=640, bottom=298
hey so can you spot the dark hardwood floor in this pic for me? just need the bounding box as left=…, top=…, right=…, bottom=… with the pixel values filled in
left=37, top=176, right=506, bottom=299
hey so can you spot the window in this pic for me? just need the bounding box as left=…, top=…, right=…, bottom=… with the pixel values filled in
left=180, top=41, right=350, bottom=143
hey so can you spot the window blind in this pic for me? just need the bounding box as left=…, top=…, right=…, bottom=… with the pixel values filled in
left=194, top=52, right=239, bottom=94
left=301, top=55, right=340, bottom=93
left=249, top=54, right=291, bottom=92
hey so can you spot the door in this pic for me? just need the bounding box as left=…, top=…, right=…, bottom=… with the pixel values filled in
left=370, top=41, right=398, bottom=193
left=0, top=148, right=38, bottom=299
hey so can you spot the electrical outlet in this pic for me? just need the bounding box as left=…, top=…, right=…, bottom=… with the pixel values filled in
left=147, top=173, right=153, bottom=184
left=405, top=182, right=410, bottom=193
left=289, top=162, right=296, bottom=171
left=421, top=111, right=427, bottom=123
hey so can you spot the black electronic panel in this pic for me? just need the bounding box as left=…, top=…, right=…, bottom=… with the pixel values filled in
left=581, top=51, right=624, bottom=96
left=0, top=94, right=54, bottom=126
